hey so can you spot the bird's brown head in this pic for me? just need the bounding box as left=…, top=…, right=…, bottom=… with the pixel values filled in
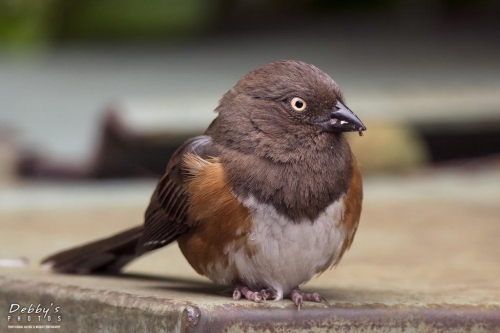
left=212, top=60, right=365, bottom=161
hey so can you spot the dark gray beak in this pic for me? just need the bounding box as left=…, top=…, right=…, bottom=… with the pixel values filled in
left=315, top=101, right=366, bottom=135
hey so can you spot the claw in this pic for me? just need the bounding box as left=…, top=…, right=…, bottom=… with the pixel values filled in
left=290, top=288, right=330, bottom=310
left=294, top=295, right=303, bottom=311
left=252, top=292, right=263, bottom=303
left=261, top=289, right=269, bottom=301
left=233, top=289, right=242, bottom=301
left=233, top=285, right=268, bottom=303
left=319, top=296, right=331, bottom=307
left=260, top=288, right=277, bottom=301
left=290, top=290, right=303, bottom=311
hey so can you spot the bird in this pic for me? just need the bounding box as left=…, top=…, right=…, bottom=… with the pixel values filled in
left=42, top=60, right=366, bottom=310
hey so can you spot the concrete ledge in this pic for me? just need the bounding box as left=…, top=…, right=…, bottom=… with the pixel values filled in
left=1, top=276, right=188, bottom=332
left=2, top=273, right=500, bottom=333
left=1, top=170, right=500, bottom=332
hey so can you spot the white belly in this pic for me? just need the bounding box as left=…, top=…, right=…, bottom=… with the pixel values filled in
left=209, top=195, right=347, bottom=300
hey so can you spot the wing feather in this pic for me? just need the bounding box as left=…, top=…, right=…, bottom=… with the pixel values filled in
left=136, top=135, right=217, bottom=254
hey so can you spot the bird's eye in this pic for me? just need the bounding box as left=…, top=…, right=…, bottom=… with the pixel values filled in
left=290, top=97, right=307, bottom=112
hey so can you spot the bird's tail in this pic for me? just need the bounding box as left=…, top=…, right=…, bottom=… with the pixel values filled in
left=41, top=226, right=143, bottom=274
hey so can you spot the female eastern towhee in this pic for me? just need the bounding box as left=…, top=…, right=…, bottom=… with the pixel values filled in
left=42, top=60, right=366, bottom=309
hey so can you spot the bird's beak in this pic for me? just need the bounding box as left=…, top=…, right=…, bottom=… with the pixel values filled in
left=315, top=101, right=366, bottom=135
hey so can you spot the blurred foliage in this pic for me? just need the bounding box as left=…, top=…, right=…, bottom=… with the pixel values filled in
left=0, top=0, right=55, bottom=47
left=0, top=0, right=498, bottom=48
left=0, top=0, right=216, bottom=47
left=55, top=0, right=216, bottom=40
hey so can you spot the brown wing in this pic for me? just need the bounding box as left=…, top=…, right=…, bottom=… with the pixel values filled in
left=136, top=135, right=217, bottom=254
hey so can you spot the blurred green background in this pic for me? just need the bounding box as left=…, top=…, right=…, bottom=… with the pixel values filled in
left=0, top=0, right=214, bottom=46
left=1, top=0, right=498, bottom=45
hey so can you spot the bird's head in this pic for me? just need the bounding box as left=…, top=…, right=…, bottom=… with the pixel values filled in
left=213, top=60, right=366, bottom=161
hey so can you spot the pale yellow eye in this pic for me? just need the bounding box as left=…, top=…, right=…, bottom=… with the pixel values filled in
left=291, top=97, right=307, bottom=112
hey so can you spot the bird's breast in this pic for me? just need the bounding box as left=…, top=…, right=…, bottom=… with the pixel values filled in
left=226, top=195, right=347, bottom=299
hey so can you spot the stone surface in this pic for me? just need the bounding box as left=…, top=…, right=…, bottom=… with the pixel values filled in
left=1, top=169, right=500, bottom=332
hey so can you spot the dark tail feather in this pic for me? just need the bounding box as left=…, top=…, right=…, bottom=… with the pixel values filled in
left=41, top=226, right=143, bottom=274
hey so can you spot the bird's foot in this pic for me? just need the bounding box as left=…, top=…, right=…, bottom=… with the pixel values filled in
left=233, top=285, right=277, bottom=303
left=290, top=288, right=331, bottom=310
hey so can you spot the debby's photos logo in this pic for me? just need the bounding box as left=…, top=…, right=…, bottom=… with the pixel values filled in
left=6, top=303, right=62, bottom=330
